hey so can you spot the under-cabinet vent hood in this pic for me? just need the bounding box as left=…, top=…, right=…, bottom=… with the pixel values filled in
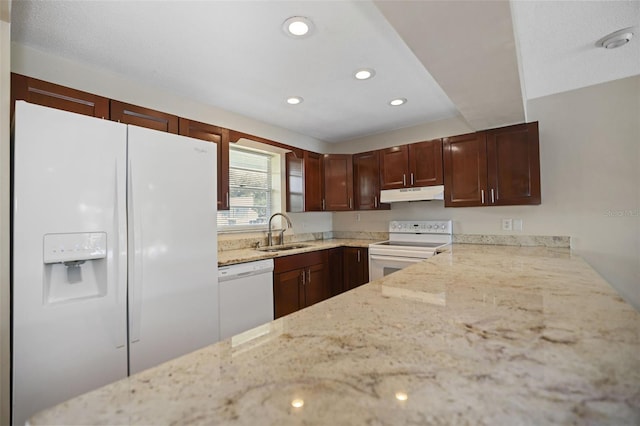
left=380, top=185, right=445, bottom=203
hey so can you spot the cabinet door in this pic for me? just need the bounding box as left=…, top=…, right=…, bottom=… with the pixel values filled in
left=327, top=248, right=344, bottom=296
left=11, top=73, right=109, bottom=119
left=286, top=152, right=305, bottom=213
left=304, top=263, right=329, bottom=307
left=323, top=154, right=353, bottom=211
left=343, top=247, right=368, bottom=291
left=304, top=151, right=324, bottom=211
left=409, top=139, right=443, bottom=187
left=443, top=132, right=488, bottom=207
left=179, top=118, right=230, bottom=210
left=380, top=146, right=409, bottom=190
left=353, top=151, right=389, bottom=210
left=273, top=269, right=303, bottom=319
left=110, top=100, right=179, bottom=134
left=487, top=122, right=541, bottom=206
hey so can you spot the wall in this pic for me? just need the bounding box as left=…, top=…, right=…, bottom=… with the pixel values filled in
left=327, top=114, right=473, bottom=154
left=334, top=76, right=640, bottom=309
left=0, top=2, right=11, bottom=424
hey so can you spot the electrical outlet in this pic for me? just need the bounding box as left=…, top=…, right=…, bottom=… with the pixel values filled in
left=513, top=219, right=523, bottom=232
left=501, top=218, right=513, bottom=231
left=356, top=213, right=361, bottom=222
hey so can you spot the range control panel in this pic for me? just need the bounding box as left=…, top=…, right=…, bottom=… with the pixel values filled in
left=389, top=220, right=452, bottom=234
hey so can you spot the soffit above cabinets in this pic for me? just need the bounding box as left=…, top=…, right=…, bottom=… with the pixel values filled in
left=10, top=1, right=639, bottom=144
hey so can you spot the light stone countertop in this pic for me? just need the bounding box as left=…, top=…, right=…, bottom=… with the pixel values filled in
left=217, top=238, right=376, bottom=266
left=30, top=244, right=640, bottom=425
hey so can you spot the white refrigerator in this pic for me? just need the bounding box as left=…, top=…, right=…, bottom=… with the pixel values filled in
left=11, top=101, right=219, bottom=425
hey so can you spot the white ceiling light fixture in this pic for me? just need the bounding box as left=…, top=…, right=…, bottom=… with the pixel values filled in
left=389, top=98, right=407, bottom=106
left=283, top=16, right=314, bottom=38
left=596, top=27, right=634, bottom=49
left=286, top=96, right=304, bottom=105
left=354, top=68, right=376, bottom=80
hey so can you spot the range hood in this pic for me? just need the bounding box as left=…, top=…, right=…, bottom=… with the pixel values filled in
left=380, top=185, right=445, bottom=203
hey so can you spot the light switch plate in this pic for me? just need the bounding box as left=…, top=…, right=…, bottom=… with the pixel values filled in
left=513, top=219, right=523, bottom=231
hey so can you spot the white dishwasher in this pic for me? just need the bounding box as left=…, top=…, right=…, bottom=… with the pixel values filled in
left=218, top=259, right=274, bottom=340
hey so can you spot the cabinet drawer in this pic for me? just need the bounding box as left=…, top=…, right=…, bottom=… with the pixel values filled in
left=274, top=250, right=327, bottom=273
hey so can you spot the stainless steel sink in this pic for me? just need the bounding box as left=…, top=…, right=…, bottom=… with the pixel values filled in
left=256, top=244, right=311, bottom=253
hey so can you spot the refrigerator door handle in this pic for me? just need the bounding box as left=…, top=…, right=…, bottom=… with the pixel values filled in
left=115, top=160, right=127, bottom=349
left=128, top=161, right=143, bottom=344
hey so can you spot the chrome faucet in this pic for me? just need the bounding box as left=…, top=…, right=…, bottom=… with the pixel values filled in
left=267, top=213, right=293, bottom=246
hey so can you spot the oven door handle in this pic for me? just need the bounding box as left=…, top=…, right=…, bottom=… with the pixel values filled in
left=369, top=255, right=425, bottom=263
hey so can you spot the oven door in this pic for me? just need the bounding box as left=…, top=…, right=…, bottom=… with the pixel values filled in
left=368, top=254, right=424, bottom=281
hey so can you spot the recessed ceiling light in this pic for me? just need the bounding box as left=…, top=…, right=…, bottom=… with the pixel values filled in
left=283, top=16, right=314, bottom=38
left=596, top=27, right=634, bottom=49
left=389, top=98, right=407, bottom=106
left=354, top=68, right=376, bottom=80
left=286, top=96, right=304, bottom=105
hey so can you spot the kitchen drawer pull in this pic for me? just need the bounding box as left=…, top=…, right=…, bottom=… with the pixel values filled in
left=349, top=198, right=352, bottom=209
left=322, top=199, right=325, bottom=210
left=301, top=270, right=305, bottom=285
left=357, top=250, right=361, bottom=262
left=481, top=189, right=485, bottom=204
left=307, top=269, right=311, bottom=284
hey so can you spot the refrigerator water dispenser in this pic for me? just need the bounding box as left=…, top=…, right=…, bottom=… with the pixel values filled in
left=42, top=232, right=108, bottom=303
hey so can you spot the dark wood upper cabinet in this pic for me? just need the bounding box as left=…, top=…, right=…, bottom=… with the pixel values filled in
left=486, top=122, right=541, bottom=205
left=304, top=151, right=324, bottom=211
left=110, top=100, right=179, bottom=134
left=11, top=73, right=109, bottom=119
left=443, top=122, right=540, bottom=207
left=409, top=140, right=444, bottom=187
left=179, top=118, right=230, bottom=210
left=286, top=151, right=305, bottom=213
left=353, top=150, right=389, bottom=210
left=323, top=154, right=353, bottom=211
left=380, top=140, right=443, bottom=190
left=285, top=150, right=323, bottom=212
left=380, top=146, right=409, bottom=190
left=443, top=132, right=488, bottom=207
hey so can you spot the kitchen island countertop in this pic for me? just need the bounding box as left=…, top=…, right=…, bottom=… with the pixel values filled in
left=30, top=244, right=640, bottom=425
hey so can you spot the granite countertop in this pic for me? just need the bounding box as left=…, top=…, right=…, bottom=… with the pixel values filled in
left=217, top=238, right=376, bottom=266
left=31, top=244, right=640, bottom=425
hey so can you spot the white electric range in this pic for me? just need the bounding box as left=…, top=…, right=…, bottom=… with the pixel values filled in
left=368, top=220, right=452, bottom=281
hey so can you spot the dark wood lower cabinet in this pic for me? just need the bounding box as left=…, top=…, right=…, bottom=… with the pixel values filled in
left=327, top=248, right=344, bottom=297
left=343, top=247, right=369, bottom=291
left=273, top=250, right=329, bottom=319
left=273, top=247, right=369, bottom=318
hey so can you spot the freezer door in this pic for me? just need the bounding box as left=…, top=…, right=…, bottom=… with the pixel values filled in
left=12, top=102, right=128, bottom=426
left=127, top=125, right=219, bottom=374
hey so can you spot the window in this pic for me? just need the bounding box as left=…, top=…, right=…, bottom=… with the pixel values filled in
left=217, top=145, right=281, bottom=230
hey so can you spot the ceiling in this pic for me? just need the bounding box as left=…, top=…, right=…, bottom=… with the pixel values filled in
left=10, top=1, right=640, bottom=144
